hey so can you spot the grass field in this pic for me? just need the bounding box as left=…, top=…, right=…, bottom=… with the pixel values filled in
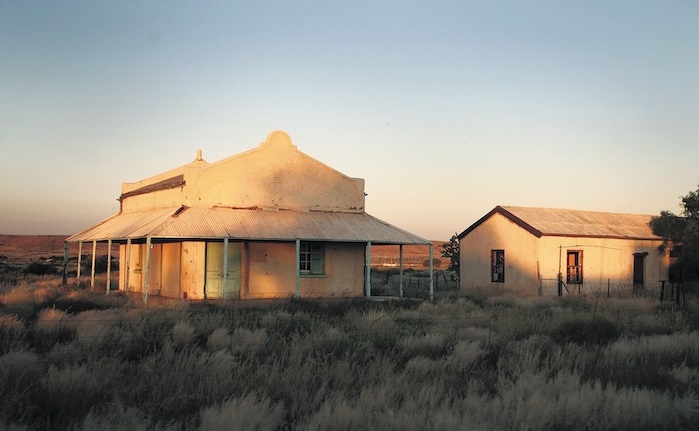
left=1, top=276, right=698, bottom=430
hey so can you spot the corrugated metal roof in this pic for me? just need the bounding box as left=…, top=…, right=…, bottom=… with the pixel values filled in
left=66, top=207, right=181, bottom=242
left=459, top=206, right=659, bottom=240
left=67, top=206, right=431, bottom=245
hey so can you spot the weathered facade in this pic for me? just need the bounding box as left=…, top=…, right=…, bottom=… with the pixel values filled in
left=458, top=206, right=670, bottom=295
left=67, top=131, right=431, bottom=300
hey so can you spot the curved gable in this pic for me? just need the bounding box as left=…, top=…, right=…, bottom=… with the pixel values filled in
left=190, top=131, right=366, bottom=211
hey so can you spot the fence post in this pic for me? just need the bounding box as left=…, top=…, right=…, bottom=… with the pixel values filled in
left=557, top=273, right=563, bottom=297
left=62, top=241, right=69, bottom=285
left=660, top=280, right=665, bottom=301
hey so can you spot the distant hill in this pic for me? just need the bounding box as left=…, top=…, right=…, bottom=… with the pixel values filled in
left=0, top=234, right=69, bottom=262
left=0, top=235, right=446, bottom=269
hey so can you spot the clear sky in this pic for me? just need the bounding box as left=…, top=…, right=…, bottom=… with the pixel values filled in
left=1, top=1, right=697, bottom=241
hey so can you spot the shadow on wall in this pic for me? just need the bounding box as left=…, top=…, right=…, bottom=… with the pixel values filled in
left=460, top=218, right=669, bottom=298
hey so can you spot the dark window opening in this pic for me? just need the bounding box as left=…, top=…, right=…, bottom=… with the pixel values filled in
left=491, top=249, right=505, bottom=283
left=566, top=250, right=583, bottom=284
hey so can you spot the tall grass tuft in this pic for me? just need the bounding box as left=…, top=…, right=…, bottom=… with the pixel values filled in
left=207, top=327, right=231, bottom=351
left=78, top=402, right=156, bottom=431
left=0, top=314, right=28, bottom=354
left=172, top=320, right=196, bottom=348
left=198, top=393, right=285, bottom=431
left=0, top=350, right=42, bottom=425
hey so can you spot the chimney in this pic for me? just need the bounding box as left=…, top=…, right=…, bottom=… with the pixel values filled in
left=196, top=149, right=202, bottom=161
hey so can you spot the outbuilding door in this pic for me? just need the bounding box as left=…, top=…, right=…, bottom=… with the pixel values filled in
left=633, top=252, right=647, bottom=287
left=205, top=242, right=241, bottom=299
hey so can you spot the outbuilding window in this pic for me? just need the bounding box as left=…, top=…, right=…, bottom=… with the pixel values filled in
left=300, top=242, right=324, bottom=275
left=566, top=250, right=583, bottom=284
left=491, top=249, right=505, bottom=282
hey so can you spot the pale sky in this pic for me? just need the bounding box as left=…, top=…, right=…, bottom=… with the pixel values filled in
left=1, top=1, right=697, bottom=241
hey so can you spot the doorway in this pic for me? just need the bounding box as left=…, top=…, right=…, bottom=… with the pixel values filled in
left=633, top=252, right=648, bottom=287
left=205, top=242, right=241, bottom=299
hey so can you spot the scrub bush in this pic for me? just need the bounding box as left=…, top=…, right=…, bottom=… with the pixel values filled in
left=23, top=261, right=58, bottom=276
left=172, top=320, right=196, bottom=348
left=0, top=314, right=28, bottom=354
left=3, top=280, right=699, bottom=430
left=0, top=350, right=42, bottom=425
left=550, top=316, right=621, bottom=346
left=198, top=393, right=285, bottom=431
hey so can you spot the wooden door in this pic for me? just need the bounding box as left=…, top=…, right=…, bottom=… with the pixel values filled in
left=205, top=242, right=241, bottom=299
left=161, top=243, right=181, bottom=298
left=633, top=253, right=645, bottom=286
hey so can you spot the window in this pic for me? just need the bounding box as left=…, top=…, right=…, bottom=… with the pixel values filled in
left=300, top=242, right=324, bottom=275
left=566, top=250, right=583, bottom=284
left=491, top=249, right=505, bottom=282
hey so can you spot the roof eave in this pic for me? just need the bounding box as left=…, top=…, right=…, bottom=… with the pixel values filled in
left=458, top=206, right=543, bottom=240
left=540, top=233, right=662, bottom=241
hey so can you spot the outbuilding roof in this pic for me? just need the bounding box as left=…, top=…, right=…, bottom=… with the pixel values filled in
left=458, top=206, right=660, bottom=241
left=67, top=206, right=431, bottom=245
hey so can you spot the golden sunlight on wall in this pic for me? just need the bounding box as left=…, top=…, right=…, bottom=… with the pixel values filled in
left=120, top=131, right=366, bottom=214
left=460, top=212, right=670, bottom=295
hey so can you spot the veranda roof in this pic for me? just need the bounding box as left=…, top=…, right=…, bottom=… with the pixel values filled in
left=67, top=206, right=431, bottom=245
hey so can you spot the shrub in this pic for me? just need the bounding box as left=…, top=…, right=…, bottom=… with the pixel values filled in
left=42, top=364, right=107, bottom=428
left=230, top=327, right=268, bottom=356
left=550, top=316, right=620, bottom=346
left=446, top=340, right=485, bottom=370
left=81, top=256, right=118, bottom=274
left=0, top=350, right=42, bottom=425
left=207, top=328, right=231, bottom=351
left=1, top=288, right=698, bottom=429
left=198, top=393, right=285, bottom=431
left=0, top=314, right=28, bottom=354
left=23, top=261, right=58, bottom=276
left=73, top=309, right=135, bottom=356
left=33, top=308, right=75, bottom=351
left=398, top=332, right=447, bottom=360
left=478, top=370, right=699, bottom=431
left=601, top=331, right=699, bottom=390
left=0, top=285, right=38, bottom=320
left=51, top=290, right=118, bottom=313
left=79, top=402, right=154, bottom=431
left=558, top=295, right=593, bottom=311
left=172, top=321, right=196, bottom=348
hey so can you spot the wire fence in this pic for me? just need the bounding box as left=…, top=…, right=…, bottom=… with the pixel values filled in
left=539, top=278, right=696, bottom=303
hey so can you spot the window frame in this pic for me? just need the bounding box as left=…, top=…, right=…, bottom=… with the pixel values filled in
left=491, top=249, right=505, bottom=283
left=299, top=242, right=325, bottom=276
left=566, top=250, right=583, bottom=284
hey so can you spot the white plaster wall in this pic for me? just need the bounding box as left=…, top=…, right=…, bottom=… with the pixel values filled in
left=244, top=241, right=365, bottom=299
left=119, top=131, right=365, bottom=213
left=538, top=236, right=668, bottom=287
left=460, top=213, right=670, bottom=295
left=190, top=131, right=365, bottom=211
left=459, top=213, right=539, bottom=293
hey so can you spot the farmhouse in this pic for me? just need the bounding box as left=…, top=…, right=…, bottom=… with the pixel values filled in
left=458, top=206, right=670, bottom=296
left=67, top=131, right=432, bottom=300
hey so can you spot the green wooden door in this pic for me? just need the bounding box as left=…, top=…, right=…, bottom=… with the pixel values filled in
left=205, top=242, right=241, bottom=299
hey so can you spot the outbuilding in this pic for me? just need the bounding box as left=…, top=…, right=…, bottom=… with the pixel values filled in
left=67, top=131, right=432, bottom=300
left=458, top=206, right=670, bottom=296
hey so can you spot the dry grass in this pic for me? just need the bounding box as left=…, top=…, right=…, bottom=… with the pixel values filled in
left=199, top=393, right=285, bottom=431
left=1, top=280, right=698, bottom=429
